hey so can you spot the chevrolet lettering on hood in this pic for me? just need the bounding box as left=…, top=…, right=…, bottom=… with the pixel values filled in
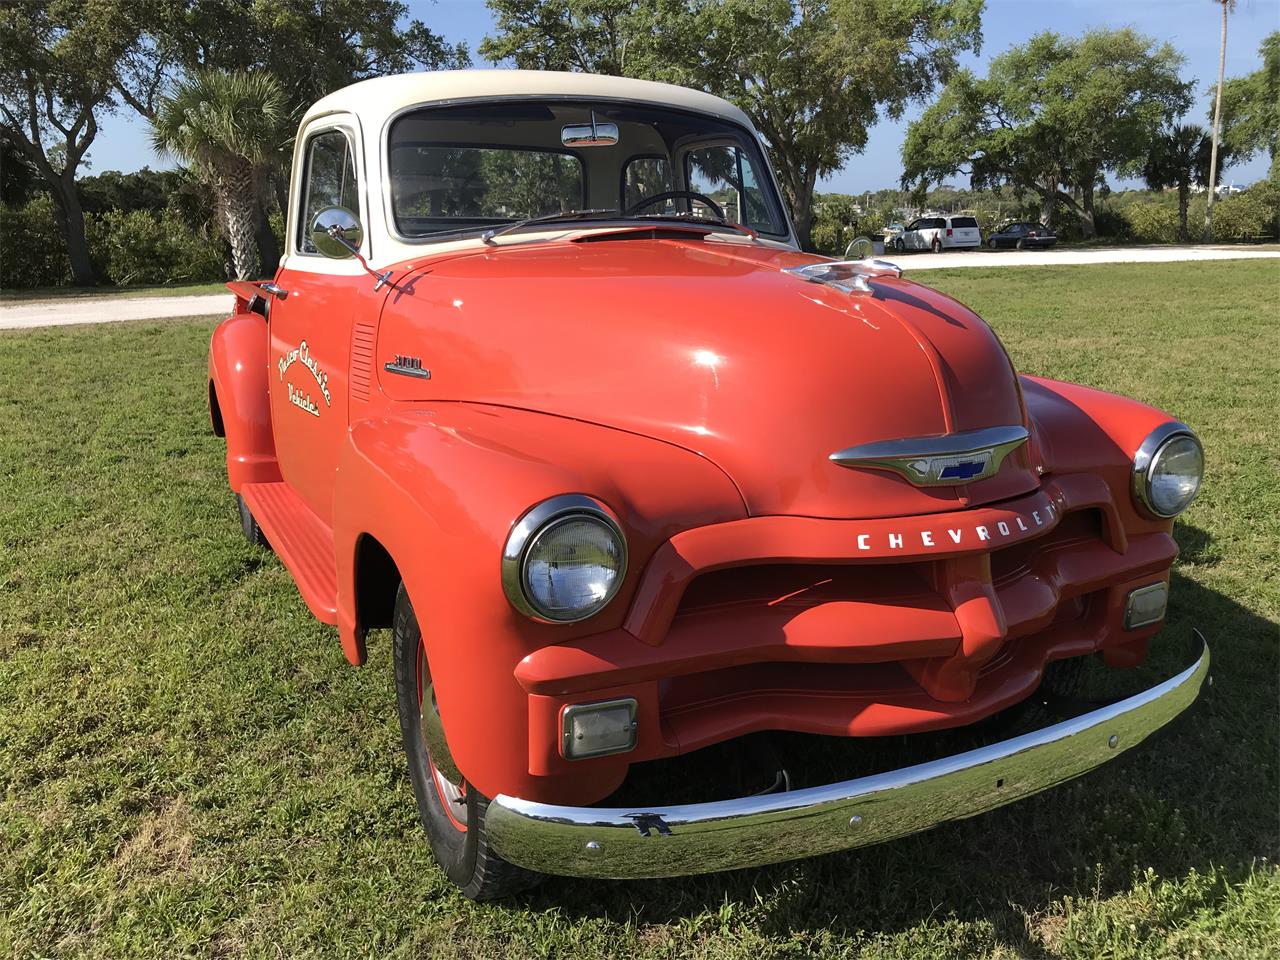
left=206, top=69, right=1208, bottom=899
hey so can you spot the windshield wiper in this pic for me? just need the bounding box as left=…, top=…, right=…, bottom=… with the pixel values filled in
left=481, top=209, right=618, bottom=244
left=630, top=212, right=757, bottom=238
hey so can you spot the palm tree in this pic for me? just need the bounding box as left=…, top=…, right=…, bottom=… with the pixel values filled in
left=151, top=70, right=289, bottom=279
left=1144, top=124, right=1212, bottom=243
left=1204, top=0, right=1236, bottom=241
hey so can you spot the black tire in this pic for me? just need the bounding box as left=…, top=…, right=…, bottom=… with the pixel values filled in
left=1015, top=238, right=1026, bottom=251
left=931, top=238, right=943, bottom=253
left=236, top=493, right=269, bottom=548
left=988, top=238, right=998, bottom=250
left=392, top=584, right=543, bottom=900
left=894, top=237, right=905, bottom=252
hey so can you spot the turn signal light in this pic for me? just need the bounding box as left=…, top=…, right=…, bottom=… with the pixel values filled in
left=1124, top=582, right=1169, bottom=629
left=561, top=698, right=638, bottom=760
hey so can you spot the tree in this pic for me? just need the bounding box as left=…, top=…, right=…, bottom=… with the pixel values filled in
left=1204, top=0, right=1236, bottom=241
left=1, top=130, right=41, bottom=206
left=151, top=70, right=290, bottom=280
left=125, top=1, right=469, bottom=275
left=481, top=0, right=646, bottom=73
left=0, top=1, right=156, bottom=285
left=1219, top=31, right=1279, bottom=182
left=1142, top=124, right=1212, bottom=242
left=78, top=168, right=192, bottom=215
left=482, top=0, right=983, bottom=250
left=139, top=1, right=468, bottom=109
left=902, top=29, right=1192, bottom=237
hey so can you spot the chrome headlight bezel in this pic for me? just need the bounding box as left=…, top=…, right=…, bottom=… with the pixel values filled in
left=1132, top=422, right=1203, bottom=519
left=501, top=494, right=628, bottom=623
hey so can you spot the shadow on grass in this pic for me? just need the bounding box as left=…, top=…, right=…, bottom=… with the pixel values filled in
left=507, top=523, right=1277, bottom=940
left=1173, top=518, right=1219, bottom=567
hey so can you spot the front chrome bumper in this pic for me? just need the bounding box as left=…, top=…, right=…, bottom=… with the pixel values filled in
left=487, top=634, right=1209, bottom=879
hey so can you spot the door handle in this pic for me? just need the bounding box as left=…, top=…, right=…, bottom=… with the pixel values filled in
left=260, top=282, right=288, bottom=299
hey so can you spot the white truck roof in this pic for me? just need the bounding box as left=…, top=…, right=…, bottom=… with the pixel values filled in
left=303, top=70, right=756, bottom=132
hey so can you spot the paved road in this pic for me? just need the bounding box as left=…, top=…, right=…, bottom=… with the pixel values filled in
left=0, top=293, right=232, bottom=331
left=2, top=245, right=1277, bottom=331
left=884, top=244, right=1280, bottom=271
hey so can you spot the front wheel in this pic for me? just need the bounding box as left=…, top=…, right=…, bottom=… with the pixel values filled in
left=894, top=237, right=905, bottom=252
left=988, top=238, right=998, bottom=250
left=392, top=584, right=543, bottom=900
left=931, top=237, right=943, bottom=254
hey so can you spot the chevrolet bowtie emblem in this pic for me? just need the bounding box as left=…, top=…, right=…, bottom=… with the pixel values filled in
left=830, top=426, right=1028, bottom=487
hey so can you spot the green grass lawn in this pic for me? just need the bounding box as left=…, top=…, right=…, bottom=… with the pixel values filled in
left=1, top=260, right=1276, bottom=959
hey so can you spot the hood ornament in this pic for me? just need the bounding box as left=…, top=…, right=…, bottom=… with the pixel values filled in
left=830, top=425, right=1029, bottom=486
left=783, top=258, right=902, bottom=294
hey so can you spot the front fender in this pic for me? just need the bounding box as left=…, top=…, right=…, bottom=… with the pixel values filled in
left=208, top=311, right=279, bottom=490
left=332, top=402, right=746, bottom=804
left=1022, top=375, right=1185, bottom=534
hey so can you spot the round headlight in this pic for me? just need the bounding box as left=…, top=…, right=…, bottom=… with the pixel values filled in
left=1133, top=424, right=1203, bottom=518
left=502, top=495, right=627, bottom=623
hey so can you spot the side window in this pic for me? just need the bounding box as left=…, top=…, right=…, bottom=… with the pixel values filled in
left=623, top=156, right=674, bottom=212
left=298, top=128, right=360, bottom=254
left=685, top=144, right=782, bottom=235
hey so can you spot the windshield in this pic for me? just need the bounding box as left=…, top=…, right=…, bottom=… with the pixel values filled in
left=387, top=100, right=788, bottom=240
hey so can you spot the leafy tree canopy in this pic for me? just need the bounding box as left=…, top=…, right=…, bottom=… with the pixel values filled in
left=1219, top=31, right=1279, bottom=181
left=139, top=1, right=470, bottom=275
left=0, top=0, right=160, bottom=283
left=77, top=167, right=196, bottom=214
left=902, top=28, right=1192, bottom=236
left=482, top=0, right=983, bottom=250
left=134, top=0, right=470, bottom=120
left=1, top=130, right=41, bottom=205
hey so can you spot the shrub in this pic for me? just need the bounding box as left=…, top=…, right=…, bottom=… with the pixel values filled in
left=857, top=210, right=887, bottom=241
left=1211, top=185, right=1279, bottom=241
left=0, top=196, right=73, bottom=288
left=1092, top=206, right=1133, bottom=241
left=1122, top=202, right=1179, bottom=243
left=1, top=198, right=226, bottom=289
left=90, top=207, right=225, bottom=286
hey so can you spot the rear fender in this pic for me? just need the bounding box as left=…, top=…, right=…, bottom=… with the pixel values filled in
left=332, top=402, right=746, bottom=804
left=208, top=310, right=280, bottom=491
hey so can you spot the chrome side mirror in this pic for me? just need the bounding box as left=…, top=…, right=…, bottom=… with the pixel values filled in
left=307, top=205, right=400, bottom=292
left=309, top=205, right=363, bottom=259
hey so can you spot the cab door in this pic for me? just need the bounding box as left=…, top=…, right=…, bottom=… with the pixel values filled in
left=266, top=116, right=373, bottom=527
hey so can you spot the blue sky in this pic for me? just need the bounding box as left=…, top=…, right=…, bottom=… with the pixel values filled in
left=86, top=0, right=1279, bottom=192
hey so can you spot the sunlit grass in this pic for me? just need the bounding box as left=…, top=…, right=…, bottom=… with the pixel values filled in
left=0, top=260, right=1276, bottom=958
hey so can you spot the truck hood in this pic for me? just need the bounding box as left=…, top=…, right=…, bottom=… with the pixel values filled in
left=380, top=233, right=1037, bottom=519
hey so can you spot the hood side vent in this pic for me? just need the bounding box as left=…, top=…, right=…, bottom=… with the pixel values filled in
left=350, top=322, right=376, bottom=402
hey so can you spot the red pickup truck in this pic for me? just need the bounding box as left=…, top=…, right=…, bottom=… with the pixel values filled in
left=208, top=70, right=1208, bottom=899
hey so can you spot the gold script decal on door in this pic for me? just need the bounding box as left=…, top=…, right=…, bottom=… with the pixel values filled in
left=278, top=340, right=331, bottom=416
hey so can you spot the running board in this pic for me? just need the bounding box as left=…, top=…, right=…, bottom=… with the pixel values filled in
left=239, top=482, right=338, bottom=624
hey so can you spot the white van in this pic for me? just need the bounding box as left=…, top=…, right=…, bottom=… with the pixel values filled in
left=894, top=215, right=982, bottom=252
